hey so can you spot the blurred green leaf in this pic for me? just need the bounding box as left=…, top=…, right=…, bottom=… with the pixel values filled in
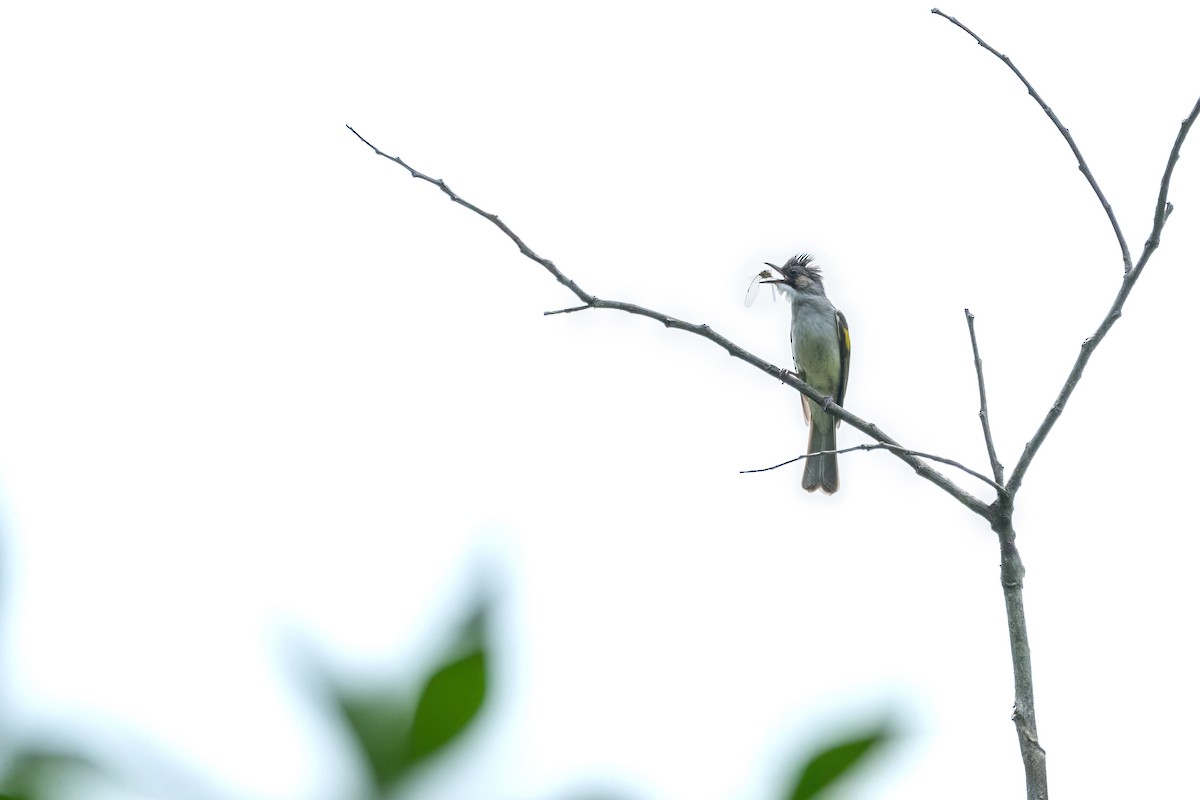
left=0, top=747, right=101, bottom=800
left=405, top=643, right=487, bottom=770
left=326, top=600, right=490, bottom=794
left=334, top=688, right=413, bottom=792
left=785, top=722, right=894, bottom=800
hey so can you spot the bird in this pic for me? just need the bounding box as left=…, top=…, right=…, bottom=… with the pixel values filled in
left=760, top=254, right=851, bottom=494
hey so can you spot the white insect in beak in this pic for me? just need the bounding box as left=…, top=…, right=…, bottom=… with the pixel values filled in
left=743, top=269, right=775, bottom=307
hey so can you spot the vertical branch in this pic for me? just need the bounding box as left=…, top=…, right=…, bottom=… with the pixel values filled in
left=936, top=12, right=1199, bottom=795
left=964, top=309, right=1005, bottom=485
left=994, top=512, right=1046, bottom=800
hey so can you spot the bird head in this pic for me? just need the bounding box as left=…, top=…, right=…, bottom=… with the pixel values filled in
left=760, top=253, right=825, bottom=299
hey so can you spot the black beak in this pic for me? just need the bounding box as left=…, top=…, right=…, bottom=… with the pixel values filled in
left=758, top=262, right=787, bottom=284
left=760, top=261, right=787, bottom=284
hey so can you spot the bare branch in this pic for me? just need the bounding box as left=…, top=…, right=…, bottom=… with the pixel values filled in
left=933, top=12, right=1200, bottom=800
left=1006, top=93, right=1200, bottom=495
left=993, top=514, right=1046, bottom=800
left=1141, top=101, right=1200, bottom=269
left=964, top=309, right=1005, bottom=485
left=346, top=125, right=594, bottom=305
left=931, top=8, right=1131, bottom=270
left=543, top=304, right=592, bottom=316
left=348, top=124, right=993, bottom=519
left=742, top=441, right=1004, bottom=493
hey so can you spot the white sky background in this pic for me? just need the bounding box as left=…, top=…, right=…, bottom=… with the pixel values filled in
left=2, top=1, right=1199, bottom=799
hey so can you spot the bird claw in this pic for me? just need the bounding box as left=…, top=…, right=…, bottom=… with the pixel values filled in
left=821, top=396, right=836, bottom=411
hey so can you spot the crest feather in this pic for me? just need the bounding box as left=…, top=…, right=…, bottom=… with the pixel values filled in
left=784, top=253, right=822, bottom=279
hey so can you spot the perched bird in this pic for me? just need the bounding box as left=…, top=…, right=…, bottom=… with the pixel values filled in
left=761, top=254, right=851, bottom=494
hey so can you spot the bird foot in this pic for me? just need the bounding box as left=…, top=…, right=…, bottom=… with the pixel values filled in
left=821, top=395, right=836, bottom=411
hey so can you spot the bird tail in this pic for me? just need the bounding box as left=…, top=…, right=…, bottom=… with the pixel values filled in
left=802, top=412, right=839, bottom=495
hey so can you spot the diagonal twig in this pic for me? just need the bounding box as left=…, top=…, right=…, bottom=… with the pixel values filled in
left=931, top=8, right=1132, bottom=271
left=1006, top=93, right=1200, bottom=496
left=347, top=124, right=993, bottom=519
left=346, top=125, right=591, bottom=304
left=964, top=309, right=1005, bottom=486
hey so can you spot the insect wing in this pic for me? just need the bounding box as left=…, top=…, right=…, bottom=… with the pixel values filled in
left=744, top=274, right=762, bottom=306
left=744, top=270, right=772, bottom=307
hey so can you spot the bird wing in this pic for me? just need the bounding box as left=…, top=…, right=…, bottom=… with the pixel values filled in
left=835, top=309, right=850, bottom=411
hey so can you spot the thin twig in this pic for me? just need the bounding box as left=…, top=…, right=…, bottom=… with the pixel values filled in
left=544, top=304, right=592, bottom=316
left=348, top=124, right=993, bottom=519
left=964, top=309, right=1005, bottom=486
left=741, top=441, right=1004, bottom=492
left=346, top=125, right=593, bottom=304
left=1005, top=93, right=1200, bottom=496
left=931, top=8, right=1131, bottom=271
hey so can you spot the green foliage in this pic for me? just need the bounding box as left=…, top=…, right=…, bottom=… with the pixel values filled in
left=0, top=748, right=100, bottom=800
left=334, top=687, right=414, bottom=792
left=0, top=545, right=897, bottom=800
left=784, top=721, right=895, bottom=800
left=406, top=647, right=487, bottom=767
left=328, top=602, right=490, bottom=796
